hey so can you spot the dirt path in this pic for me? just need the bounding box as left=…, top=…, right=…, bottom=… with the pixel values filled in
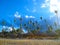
left=0, top=39, right=60, bottom=45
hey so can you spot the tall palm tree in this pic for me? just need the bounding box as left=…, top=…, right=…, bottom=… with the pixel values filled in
left=19, top=17, right=24, bottom=34
left=1, top=20, right=6, bottom=31
left=47, top=25, right=53, bottom=33
left=1, top=20, right=7, bottom=37
left=32, top=22, right=36, bottom=27
left=14, top=18, right=16, bottom=23
left=40, top=16, right=42, bottom=20
left=55, top=29, right=60, bottom=36
left=1, top=20, right=6, bottom=25
left=54, top=22, right=57, bottom=29
left=28, top=19, right=32, bottom=24
left=36, top=26, right=40, bottom=33
left=40, top=16, right=43, bottom=30
left=44, top=19, right=53, bottom=33
left=27, top=19, right=33, bottom=33
left=55, top=10, right=59, bottom=28
left=24, top=23, right=27, bottom=27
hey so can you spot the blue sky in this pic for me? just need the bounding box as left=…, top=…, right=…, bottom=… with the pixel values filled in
left=0, top=0, right=50, bottom=18
left=0, top=0, right=60, bottom=31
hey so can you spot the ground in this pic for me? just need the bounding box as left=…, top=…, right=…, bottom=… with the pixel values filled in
left=0, top=39, right=60, bottom=45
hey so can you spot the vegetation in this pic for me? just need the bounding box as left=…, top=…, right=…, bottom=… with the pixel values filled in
left=0, top=16, right=60, bottom=39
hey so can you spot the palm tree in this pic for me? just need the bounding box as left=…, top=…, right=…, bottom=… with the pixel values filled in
left=40, top=16, right=42, bottom=20
left=47, top=25, right=53, bottom=33
left=54, top=22, right=57, bottom=29
left=14, top=17, right=23, bottom=34
left=54, top=22, right=57, bottom=26
left=1, top=20, right=6, bottom=25
left=2, top=28, right=5, bottom=37
left=28, top=19, right=33, bottom=24
left=55, top=10, right=59, bottom=28
left=1, top=20, right=6, bottom=37
left=36, top=26, right=40, bottom=32
left=20, top=17, right=22, bottom=21
left=13, top=18, right=23, bottom=38
left=20, top=17, right=22, bottom=28
left=44, top=19, right=53, bottom=34
left=16, top=28, right=23, bottom=34
left=31, top=29, right=37, bottom=34
left=32, top=22, right=36, bottom=27
left=27, top=19, right=33, bottom=33
left=14, top=18, right=16, bottom=23
left=44, top=19, right=48, bottom=26
left=55, top=29, right=60, bottom=36
left=1, top=20, right=6, bottom=32
left=24, top=23, right=27, bottom=27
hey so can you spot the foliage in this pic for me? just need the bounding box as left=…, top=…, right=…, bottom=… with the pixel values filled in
left=0, top=16, right=60, bottom=39
left=55, top=29, right=60, bottom=36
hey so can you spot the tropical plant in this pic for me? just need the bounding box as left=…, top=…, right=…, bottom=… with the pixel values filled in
left=55, top=29, right=60, bottom=36
left=40, top=16, right=42, bottom=20
left=47, top=25, right=53, bottom=33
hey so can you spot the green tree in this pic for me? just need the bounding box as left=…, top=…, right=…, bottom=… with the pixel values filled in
left=55, top=29, right=60, bottom=36
left=47, top=25, right=53, bottom=33
left=40, top=16, right=42, bottom=20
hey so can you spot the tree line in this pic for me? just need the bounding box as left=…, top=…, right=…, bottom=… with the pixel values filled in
left=0, top=16, right=60, bottom=39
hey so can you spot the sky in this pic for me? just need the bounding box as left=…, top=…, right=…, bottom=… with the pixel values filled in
left=0, top=0, right=60, bottom=31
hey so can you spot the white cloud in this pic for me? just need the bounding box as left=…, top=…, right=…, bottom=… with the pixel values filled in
left=49, top=0, right=60, bottom=19
left=2, top=26, right=13, bottom=31
left=14, top=14, right=21, bottom=18
left=2, top=26, right=6, bottom=28
left=30, top=16, right=35, bottom=18
left=50, top=15, right=55, bottom=19
left=50, top=0, right=58, bottom=13
left=14, top=11, right=21, bottom=18
left=41, top=4, right=46, bottom=8
left=22, top=29, right=28, bottom=33
left=25, top=15, right=35, bottom=18
left=41, top=0, right=49, bottom=8
left=41, top=0, right=60, bottom=19
left=45, top=0, right=49, bottom=3
left=25, top=15, right=29, bottom=18
left=41, top=0, right=60, bottom=13
left=8, top=27, right=13, bottom=31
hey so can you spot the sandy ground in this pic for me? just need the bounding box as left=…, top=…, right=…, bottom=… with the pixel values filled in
left=0, top=39, right=60, bottom=45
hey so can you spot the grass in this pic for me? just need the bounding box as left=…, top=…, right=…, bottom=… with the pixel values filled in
left=0, top=39, right=60, bottom=45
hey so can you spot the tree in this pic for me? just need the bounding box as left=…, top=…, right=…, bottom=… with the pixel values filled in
left=24, top=23, right=27, bottom=27
left=54, top=22, right=57, bottom=29
left=19, top=17, right=23, bottom=33
left=55, top=10, right=59, bottom=28
left=47, top=25, right=53, bottom=33
left=1, top=20, right=6, bottom=25
left=36, top=26, right=40, bottom=32
left=1, top=20, right=6, bottom=37
left=55, top=29, right=60, bottom=36
left=40, top=16, right=42, bottom=20
left=14, top=18, right=16, bottom=25
left=14, top=17, right=23, bottom=34
left=2, top=28, right=8, bottom=38
left=20, top=17, right=22, bottom=21
left=54, top=22, right=57, bottom=27
left=1, top=20, right=6, bottom=32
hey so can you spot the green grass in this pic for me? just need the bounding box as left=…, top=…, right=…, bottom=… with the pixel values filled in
left=0, top=39, right=60, bottom=45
